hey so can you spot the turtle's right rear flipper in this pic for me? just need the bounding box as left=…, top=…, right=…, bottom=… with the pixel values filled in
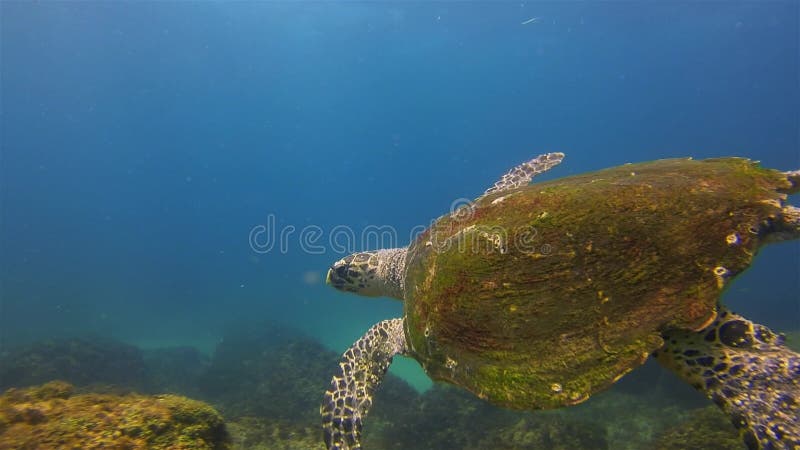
left=655, top=307, right=800, bottom=449
left=321, top=318, right=407, bottom=450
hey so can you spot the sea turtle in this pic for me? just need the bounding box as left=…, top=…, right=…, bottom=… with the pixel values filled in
left=321, top=154, right=800, bottom=450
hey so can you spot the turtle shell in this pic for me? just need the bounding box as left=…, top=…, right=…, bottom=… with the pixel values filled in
left=403, top=157, right=792, bottom=410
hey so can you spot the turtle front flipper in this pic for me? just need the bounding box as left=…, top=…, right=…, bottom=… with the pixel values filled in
left=482, top=152, right=564, bottom=197
left=655, top=307, right=799, bottom=449
left=321, top=318, right=407, bottom=450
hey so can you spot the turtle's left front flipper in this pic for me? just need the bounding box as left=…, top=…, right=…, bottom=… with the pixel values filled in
left=321, top=318, right=407, bottom=450
left=655, top=307, right=799, bottom=449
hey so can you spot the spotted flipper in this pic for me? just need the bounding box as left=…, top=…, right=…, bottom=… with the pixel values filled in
left=321, top=318, right=407, bottom=450
left=482, top=152, right=565, bottom=197
left=655, top=307, right=799, bottom=449
left=775, top=205, right=800, bottom=241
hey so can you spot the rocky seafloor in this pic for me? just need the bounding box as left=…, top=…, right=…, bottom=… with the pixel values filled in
left=3, top=322, right=796, bottom=449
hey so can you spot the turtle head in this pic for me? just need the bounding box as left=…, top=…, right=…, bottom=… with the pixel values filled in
left=326, top=252, right=382, bottom=296
left=326, top=248, right=407, bottom=300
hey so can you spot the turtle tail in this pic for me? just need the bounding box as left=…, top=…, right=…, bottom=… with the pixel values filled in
left=654, top=306, right=800, bottom=449
left=321, top=318, right=407, bottom=450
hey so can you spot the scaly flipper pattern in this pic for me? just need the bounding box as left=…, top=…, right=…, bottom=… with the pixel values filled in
left=482, top=152, right=565, bottom=197
left=762, top=205, right=800, bottom=245
left=780, top=205, right=800, bottom=235
left=655, top=307, right=799, bottom=449
left=321, top=318, right=407, bottom=450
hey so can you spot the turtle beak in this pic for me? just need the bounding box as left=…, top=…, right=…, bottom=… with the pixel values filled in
left=326, top=258, right=356, bottom=293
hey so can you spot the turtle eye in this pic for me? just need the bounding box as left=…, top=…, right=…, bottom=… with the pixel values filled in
left=718, top=320, right=753, bottom=348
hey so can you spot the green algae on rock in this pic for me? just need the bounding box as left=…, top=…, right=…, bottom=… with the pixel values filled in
left=0, top=381, right=229, bottom=450
left=226, top=417, right=326, bottom=450
left=199, top=321, right=341, bottom=426
left=0, top=337, right=149, bottom=391
left=373, top=383, right=607, bottom=450
left=652, top=406, right=743, bottom=450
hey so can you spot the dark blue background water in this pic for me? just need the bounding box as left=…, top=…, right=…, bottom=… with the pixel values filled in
left=2, top=2, right=798, bottom=389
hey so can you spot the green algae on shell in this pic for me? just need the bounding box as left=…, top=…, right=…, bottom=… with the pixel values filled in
left=404, top=157, right=794, bottom=410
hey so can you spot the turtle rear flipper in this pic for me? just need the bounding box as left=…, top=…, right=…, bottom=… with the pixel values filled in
left=322, top=318, right=407, bottom=450
left=655, top=307, right=800, bottom=449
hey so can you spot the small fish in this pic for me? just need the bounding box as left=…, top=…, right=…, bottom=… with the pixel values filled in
left=521, top=17, right=539, bottom=25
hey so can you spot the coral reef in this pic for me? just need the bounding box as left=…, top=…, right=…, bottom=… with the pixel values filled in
left=198, top=322, right=339, bottom=425
left=0, top=320, right=771, bottom=449
left=651, top=406, right=743, bottom=450
left=471, top=416, right=607, bottom=450
left=0, top=381, right=230, bottom=450
left=366, top=384, right=607, bottom=450
left=567, top=389, right=690, bottom=450
left=0, top=337, right=148, bottom=391
left=226, top=417, right=325, bottom=450
left=192, top=321, right=609, bottom=450
left=144, top=346, right=210, bottom=397
left=608, top=359, right=708, bottom=409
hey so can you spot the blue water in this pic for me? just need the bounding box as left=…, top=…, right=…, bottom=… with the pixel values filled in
left=1, top=2, right=798, bottom=394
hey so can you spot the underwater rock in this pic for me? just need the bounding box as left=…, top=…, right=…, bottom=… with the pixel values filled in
left=607, top=359, right=708, bottom=409
left=144, top=346, right=210, bottom=396
left=372, top=375, right=702, bottom=450
left=0, top=336, right=149, bottom=391
left=358, top=376, right=423, bottom=450
left=198, top=322, right=341, bottom=425
left=384, top=385, right=503, bottom=449
left=566, top=389, right=690, bottom=450
left=366, top=384, right=606, bottom=450
left=198, top=320, right=421, bottom=440
left=471, top=416, right=608, bottom=450
left=226, top=416, right=325, bottom=450
left=651, top=405, right=743, bottom=450
left=0, top=380, right=230, bottom=449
